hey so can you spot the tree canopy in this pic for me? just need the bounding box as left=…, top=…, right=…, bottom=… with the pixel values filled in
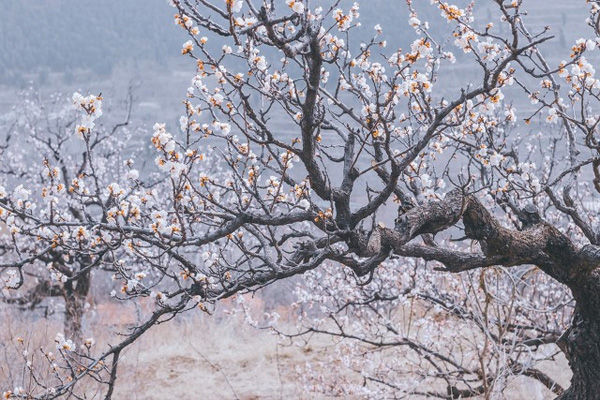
left=2, top=1, right=600, bottom=398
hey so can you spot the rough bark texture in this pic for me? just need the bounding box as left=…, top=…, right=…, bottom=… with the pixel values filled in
left=346, top=189, right=600, bottom=399
left=557, top=311, right=600, bottom=399
left=556, top=271, right=600, bottom=400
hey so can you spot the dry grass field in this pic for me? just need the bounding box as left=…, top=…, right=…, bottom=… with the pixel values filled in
left=0, top=295, right=570, bottom=399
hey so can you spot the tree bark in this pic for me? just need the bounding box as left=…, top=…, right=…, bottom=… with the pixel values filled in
left=557, top=271, right=600, bottom=400
left=346, top=190, right=600, bottom=399
left=557, top=311, right=600, bottom=400
left=63, top=267, right=91, bottom=343
left=64, top=288, right=84, bottom=343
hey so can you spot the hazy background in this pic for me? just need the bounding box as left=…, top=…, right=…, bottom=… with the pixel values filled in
left=0, top=0, right=591, bottom=126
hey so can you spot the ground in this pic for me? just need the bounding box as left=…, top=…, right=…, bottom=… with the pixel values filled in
left=0, top=296, right=570, bottom=399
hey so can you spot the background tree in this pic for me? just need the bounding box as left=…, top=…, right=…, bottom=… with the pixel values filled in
left=0, top=89, right=137, bottom=341
left=2, top=0, right=600, bottom=399
left=259, top=247, right=570, bottom=398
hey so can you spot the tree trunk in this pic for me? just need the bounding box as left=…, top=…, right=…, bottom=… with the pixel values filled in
left=557, top=313, right=600, bottom=400
left=64, top=288, right=85, bottom=343
left=558, top=271, right=600, bottom=400
left=63, top=268, right=91, bottom=344
left=350, top=192, right=600, bottom=399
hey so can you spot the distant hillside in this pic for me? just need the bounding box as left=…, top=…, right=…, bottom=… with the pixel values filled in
left=0, top=0, right=185, bottom=83
left=0, top=1, right=590, bottom=88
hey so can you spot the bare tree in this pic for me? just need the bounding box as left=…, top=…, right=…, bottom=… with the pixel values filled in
left=2, top=1, right=600, bottom=399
